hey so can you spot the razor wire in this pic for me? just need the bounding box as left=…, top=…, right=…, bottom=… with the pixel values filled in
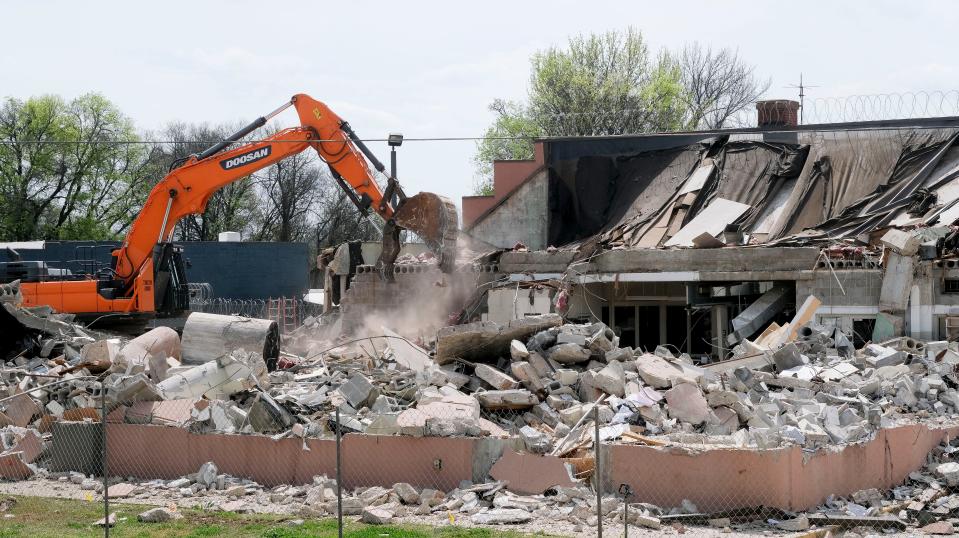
left=192, top=297, right=325, bottom=331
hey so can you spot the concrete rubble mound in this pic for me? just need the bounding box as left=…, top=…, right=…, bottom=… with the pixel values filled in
left=3, top=288, right=959, bottom=535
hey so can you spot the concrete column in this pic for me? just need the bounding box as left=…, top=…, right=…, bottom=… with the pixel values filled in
left=909, top=269, right=936, bottom=340
left=323, top=268, right=333, bottom=314
left=659, top=305, right=668, bottom=345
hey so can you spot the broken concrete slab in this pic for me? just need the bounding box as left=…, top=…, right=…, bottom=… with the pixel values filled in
left=1, top=393, right=41, bottom=428
left=393, top=482, right=419, bottom=505
left=593, top=360, right=626, bottom=397
left=0, top=451, right=33, bottom=480
left=547, top=343, right=592, bottom=364
left=471, top=508, right=533, bottom=525
left=137, top=507, right=182, bottom=523
left=476, top=390, right=538, bottom=410
left=772, top=342, right=805, bottom=371
left=664, top=383, right=710, bottom=425
left=106, top=482, right=139, bottom=498
left=881, top=228, right=921, bottom=256
left=509, top=340, right=529, bottom=361
left=360, top=506, right=393, bottom=524
left=634, top=354, right=700, bottom=388
left=435, top=314, right=562, bottom=364
left=474, top=364, right=520, bottom=390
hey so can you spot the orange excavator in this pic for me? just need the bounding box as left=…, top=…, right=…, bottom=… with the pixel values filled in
left=6, top=94, right=458, bottom=324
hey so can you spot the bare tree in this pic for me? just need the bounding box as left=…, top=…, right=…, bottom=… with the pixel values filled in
left=156, top=122, right=258, bottom=241
left=248, top=148, right=321, bottom=242
left=310, top=176, right=381, bottom=249
left=678, top=43, right=771, bottom=129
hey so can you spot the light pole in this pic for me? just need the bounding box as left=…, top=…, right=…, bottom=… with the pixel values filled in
left=388, top=132, right=403, bottom=179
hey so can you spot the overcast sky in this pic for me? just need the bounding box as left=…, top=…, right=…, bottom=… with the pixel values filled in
left=3, top=0, right=957, bottom=208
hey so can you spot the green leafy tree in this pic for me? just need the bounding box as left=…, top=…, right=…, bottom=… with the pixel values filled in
left=528, top=28, right=687, bottom=137
left=0, top=93, right=154, bottom=240
left=473, top=29, right=768, bottom=187
left=472, top=99, right=542, bottom=195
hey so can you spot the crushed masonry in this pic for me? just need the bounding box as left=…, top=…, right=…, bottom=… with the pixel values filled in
left=5, top=269, right=959, bottom=535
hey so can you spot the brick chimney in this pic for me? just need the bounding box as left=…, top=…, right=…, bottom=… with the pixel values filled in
left=756, top=100, right=800, bottom=128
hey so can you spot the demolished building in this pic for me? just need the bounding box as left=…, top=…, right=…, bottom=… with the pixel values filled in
left=448, top=103, right=959, bottom=360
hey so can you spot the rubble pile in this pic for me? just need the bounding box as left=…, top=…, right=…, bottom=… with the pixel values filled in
left=5, top=289, right=959, bottom=533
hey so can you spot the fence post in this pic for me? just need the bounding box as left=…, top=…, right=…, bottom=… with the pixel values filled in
left=100, top=380, right=109, bottom=538
left=594, top=405, right=602, bottom=538
left=619, top=483, right=633, bottom=538
left=335, top=406, right=343, bottom=538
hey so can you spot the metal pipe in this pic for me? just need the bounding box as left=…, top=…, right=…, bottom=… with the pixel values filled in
left=594, top=405, right=602, bottom=538
left=619, top=483, right=633, bottom=538
left=263, top=101, right=293, bottom=122
left=157, top=191, right=175, bottom=244
left=339, top=121, right=386, bottom=173
left=101, top=380, right=109, bottom=538
left=335, top=406, right=343, bottom=538
left=195, top=99, right=291, bottom=161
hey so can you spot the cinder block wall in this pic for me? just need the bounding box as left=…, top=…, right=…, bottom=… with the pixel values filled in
left=796, top=269, right=883, bottom=308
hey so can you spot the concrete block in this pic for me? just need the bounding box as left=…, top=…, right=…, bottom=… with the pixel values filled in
left=664, top=383, right=710, bottom=425
left=772, top=343, right=805, bottom=371
left=880, top=228, right=921, bottom=256
left=509, top=340, right=529, bottom=361
left=476, top=390, right=538, bottom=410
left=474, top=364, right=520, bottom=390
left=547, top=343, right=591, bottom=364
left=593, top=361, right=626, bottom=397
left=635, top=354, right=699, bottom=388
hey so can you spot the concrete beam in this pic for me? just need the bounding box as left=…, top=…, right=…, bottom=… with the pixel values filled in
left=728, top=284, right=791, bottom=344
left=590, top=247, right=821, bottom=274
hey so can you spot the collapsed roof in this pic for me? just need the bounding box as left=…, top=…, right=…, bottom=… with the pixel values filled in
left=546, top=119, right=959, bottom=251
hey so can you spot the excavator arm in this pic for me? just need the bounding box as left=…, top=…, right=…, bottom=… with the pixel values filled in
left=114, top=94, right=457, bottom=288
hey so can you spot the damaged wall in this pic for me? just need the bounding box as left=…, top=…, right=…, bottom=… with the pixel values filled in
left=106, top=423, right=477, bottom=490
left=468, top=170, right=549, bottom=250
left=606, top=423, right=959, bottom=512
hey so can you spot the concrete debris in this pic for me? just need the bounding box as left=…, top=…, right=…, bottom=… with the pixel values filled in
left=137, top=507, right=182, bottom=523
left=435, top=314, right=562, bottom=363
left=360, top=506, right=393, bottom=524
left=474, top=364, right=520, bottom=390
left=471, top=508, right=533, bottom=524
left=6, top=275, right=959, bottom=536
